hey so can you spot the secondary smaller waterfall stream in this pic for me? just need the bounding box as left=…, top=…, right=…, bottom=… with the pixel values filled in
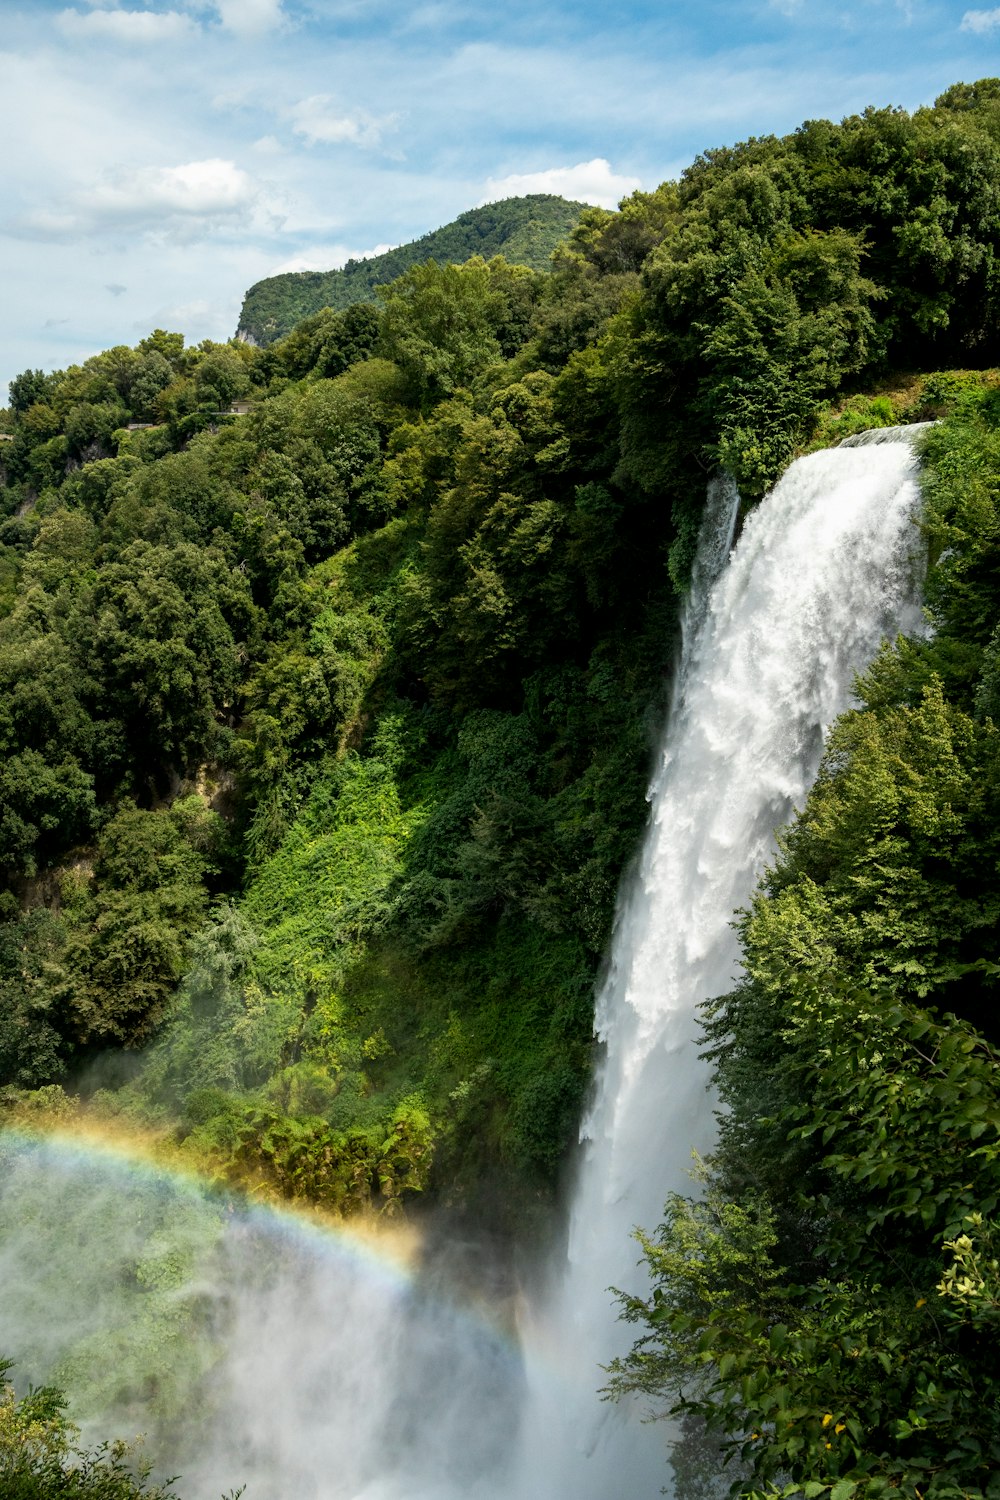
left=0, top=432, right=927, bottom=1500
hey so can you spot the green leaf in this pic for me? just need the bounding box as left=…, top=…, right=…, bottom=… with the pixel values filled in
left=829, top=1483, right=857, bottom=1500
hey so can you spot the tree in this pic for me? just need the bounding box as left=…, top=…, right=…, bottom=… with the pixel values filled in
left=8, top=371, right=53, bottom=415
left=83, top=540, right=250, bottom=772
left=0, top=1358, right=178, bottom=1499
left=0, top=1357, right=243, bottom=1499
left=60, top=802, right=216, bottom=1046
left=377, top=257, right=515, bottom=408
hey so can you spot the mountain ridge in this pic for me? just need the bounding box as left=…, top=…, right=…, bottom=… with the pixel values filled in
left=236, top=193, right=588, bottom=345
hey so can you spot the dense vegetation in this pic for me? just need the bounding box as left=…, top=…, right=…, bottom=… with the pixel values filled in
left=236, top=194, right=586, bottom=345
left=0, top=244, right=680, bottom=1219
left=0, top=1355, right=229, bottom=1500
left=4, top=78, right=1000, bottom=1495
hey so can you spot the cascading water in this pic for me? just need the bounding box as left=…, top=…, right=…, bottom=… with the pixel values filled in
left=0, top=434, right=926, bottom=1500
left=509, top=430, right=927, bottom=1500
left=839, top=421, right=937, bottom=448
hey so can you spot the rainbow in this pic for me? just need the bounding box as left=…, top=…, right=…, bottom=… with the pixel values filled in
left=0, top=1113, right=523, bottom=1357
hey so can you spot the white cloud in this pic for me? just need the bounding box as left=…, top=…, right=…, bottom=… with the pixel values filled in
left=91, top=158, right=256, bottom=217
left=480, top=159, right=642, bottom=211
left=16, top=159, right=282, bottom=242
left=265, top=241, right=397, bottom=275
left=210, top=84, right=258, bottom=112
left=400, top=4, right=462, bottom=31
left=174, top=0, right=283, bottom=37
left=56, top=8, right=199, bottom=43
left=144, top=295, right=219, bottom=328
left=215, top=0, right=284, bottom=36
left=960, top=6, right=1000, bottom=30
left=20, top=210, right=80, bottom=237
left=289, top=94, right=397, bottom=148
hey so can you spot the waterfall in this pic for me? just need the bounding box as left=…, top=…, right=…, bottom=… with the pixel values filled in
left=839, top=421, right=936, bottom=448
left=0, top=436, right=926, bottom=1500
left=508, top=433, right=926, bottom=1500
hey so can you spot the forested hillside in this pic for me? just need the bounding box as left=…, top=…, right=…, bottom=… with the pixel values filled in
left=236, top=194, right=586, bottom=345
left=3, top=78, right=1000, bottom=1496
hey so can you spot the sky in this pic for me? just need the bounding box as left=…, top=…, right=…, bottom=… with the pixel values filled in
left=2, top=0, right=999, bottom=395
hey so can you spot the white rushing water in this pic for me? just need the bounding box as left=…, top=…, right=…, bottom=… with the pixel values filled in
left=509, top=433, right=926, bottom=1500
left=0, top=435, right=926, bottom=1500
left=839, top=420, right=937, bottom=448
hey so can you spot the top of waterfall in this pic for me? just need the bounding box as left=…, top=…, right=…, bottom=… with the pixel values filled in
left=838, top=421, right=937, bottom=448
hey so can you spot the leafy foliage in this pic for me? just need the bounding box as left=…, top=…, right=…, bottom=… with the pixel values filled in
left=0, top=1356, right=179, bottom=1499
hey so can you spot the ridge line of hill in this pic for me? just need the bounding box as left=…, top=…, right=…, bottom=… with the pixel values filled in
left=236, top=193, right=587, bottom=345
